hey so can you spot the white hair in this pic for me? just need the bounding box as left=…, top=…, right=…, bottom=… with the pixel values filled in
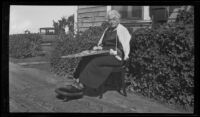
left=106, top=10, right=121, bottom=19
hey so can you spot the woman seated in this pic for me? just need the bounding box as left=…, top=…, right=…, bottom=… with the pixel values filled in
left=66, top=10, right=131, bottom=93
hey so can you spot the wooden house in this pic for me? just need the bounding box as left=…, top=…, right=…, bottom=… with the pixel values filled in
left=74, top=6, right=184, bottom=33
left=75, top=6, right=151, bottom=33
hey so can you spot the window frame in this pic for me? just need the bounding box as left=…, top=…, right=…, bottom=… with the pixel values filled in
left=111, top=6, right=144, bottom=20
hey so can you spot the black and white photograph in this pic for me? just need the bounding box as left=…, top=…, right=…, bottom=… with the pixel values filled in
left=6, top=5, right=195, bottom=113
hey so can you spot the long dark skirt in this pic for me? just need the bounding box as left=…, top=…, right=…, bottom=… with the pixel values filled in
left=73, top=55, right=122, bottom=89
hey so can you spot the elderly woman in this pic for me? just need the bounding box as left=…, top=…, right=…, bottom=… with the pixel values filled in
left=67, top=10, right=131, bottom=93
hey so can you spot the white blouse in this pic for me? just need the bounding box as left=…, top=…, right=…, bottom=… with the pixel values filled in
left=97, top=24, right=131, bottom=61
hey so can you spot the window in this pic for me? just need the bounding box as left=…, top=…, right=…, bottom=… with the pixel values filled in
left=112, top=6, right=143, bottom=20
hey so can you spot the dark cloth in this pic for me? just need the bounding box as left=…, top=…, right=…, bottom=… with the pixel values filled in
left=102, top=27, right=124, bottom=58
left=73, top=27, right=123, bottom=89
left=73, top=54, right=102, bottom=79
left=79, top=55, right=122, bottom=88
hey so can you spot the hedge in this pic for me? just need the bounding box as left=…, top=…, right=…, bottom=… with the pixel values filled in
left=128, top=8, right=194, bottom=107
left=9, top=34, right=42, bottom=58
left=49, top=23, right=108, bottom=76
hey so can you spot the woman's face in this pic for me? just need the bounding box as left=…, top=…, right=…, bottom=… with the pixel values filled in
left=107, top=16, right=120, bottom=28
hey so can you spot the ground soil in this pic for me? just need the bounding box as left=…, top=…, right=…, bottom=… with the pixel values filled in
left=9, top=57, right=193, bottom=113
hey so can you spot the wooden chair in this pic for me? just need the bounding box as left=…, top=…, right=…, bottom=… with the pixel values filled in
left=98, top=60, right=128, bottom=99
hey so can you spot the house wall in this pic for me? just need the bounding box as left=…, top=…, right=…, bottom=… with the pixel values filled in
left=75, top=6, right=186, bottom=34
left=77, top=6, right=107, bottom=32
left=76, top=6, right=151, bottom=33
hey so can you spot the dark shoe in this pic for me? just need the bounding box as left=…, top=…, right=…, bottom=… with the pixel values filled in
left=63, top=85, right=83, bottom=93
left=55, top=86, right=83, bottom=96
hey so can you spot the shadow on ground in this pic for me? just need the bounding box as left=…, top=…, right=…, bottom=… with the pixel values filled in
left=55, top=84, right=128, bottom=102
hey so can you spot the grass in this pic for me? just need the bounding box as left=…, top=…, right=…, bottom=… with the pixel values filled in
left=9, top=56, right=49, bottom=64
left=23, top=63, right=52, bottom=73
left=9, top=54, right=52, bottom=73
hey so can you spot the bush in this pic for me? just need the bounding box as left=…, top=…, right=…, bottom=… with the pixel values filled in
left=49, top=23, right=108, bottom=76
left=128, top=8, right=194, bottom=107
left=9, top=34, right=42, bottom=58
left=49, top=34, right=79, bottom=76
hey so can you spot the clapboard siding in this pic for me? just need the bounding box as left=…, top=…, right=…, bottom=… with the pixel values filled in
left=78, top=12, right=106, bottom=19
left=77, top=6, right=107, bottom=32
left=78, top=6, right=107, bottom=14
left=78, top=16, right=106, bottom=23
left=78, top=22, right=103, bottom=28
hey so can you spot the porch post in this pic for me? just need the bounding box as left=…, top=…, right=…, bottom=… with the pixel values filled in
left=74, top=6, right=78, bottom=36
left=144, top=6, right=151, bottom=21
left=107, top=6, right=112, bottom=12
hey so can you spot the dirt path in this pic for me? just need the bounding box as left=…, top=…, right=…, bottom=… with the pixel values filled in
left=9, top=62, right=184, bottom=113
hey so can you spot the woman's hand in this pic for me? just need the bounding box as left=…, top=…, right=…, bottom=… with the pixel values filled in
left=109, top=49, right=117, bottom=55
left=93, top=46, right=103, bottom=50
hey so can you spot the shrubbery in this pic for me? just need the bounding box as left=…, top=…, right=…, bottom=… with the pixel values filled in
left=128, top=8, right=194, bottom=107
left=49, top=9, right=194, bottom=108
left=9, top=34, right=42, bottom=58
left=49, top=23, right=108, bottom=76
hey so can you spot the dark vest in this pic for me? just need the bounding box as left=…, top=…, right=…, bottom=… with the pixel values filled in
left=101, top=27, right=124, bottom=58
